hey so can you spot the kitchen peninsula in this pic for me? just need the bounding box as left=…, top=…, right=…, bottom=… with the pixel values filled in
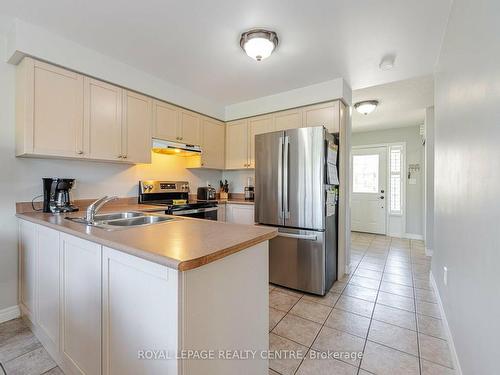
left=16, top=208, right=276, bottom=375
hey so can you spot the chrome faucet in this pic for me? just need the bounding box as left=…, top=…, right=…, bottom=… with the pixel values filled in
left=85, top=196, right=118, bottom=223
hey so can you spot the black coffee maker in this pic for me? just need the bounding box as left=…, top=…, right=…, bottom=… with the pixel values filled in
left=42, top=178, right=79, bottom=213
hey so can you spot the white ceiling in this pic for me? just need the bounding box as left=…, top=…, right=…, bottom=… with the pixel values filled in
left=352, top=75, right=434, bottom=132
left=0, top=0, right=451, bottom=106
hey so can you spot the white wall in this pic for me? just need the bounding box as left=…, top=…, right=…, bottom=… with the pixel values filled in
left=424, top=107, right=434, bottom=253
left=351, top=125, right=424, bottom=236
left=433, top=0, right=500, bottom=373
left=0, top=33, right=222, bottom=311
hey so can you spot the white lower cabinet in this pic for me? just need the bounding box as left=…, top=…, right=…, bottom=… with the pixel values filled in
left=102, top=247, right=178, bottom=375
left=225, top=204, right=255, bottom=225
left=19, top=220, right=37, bottom=321
left=60, top=233, right=102, bottom=375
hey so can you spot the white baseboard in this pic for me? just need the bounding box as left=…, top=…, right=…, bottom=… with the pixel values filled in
left=0, top=305, right=21, bottom=324
left=425, top=247, right=433, bottom=256
left=403, top=233, right=424, bottom=240
left=429, top=273, right=463, bottom=375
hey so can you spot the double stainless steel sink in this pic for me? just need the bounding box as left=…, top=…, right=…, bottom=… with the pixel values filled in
left=66, top=211, right=174, bottom=230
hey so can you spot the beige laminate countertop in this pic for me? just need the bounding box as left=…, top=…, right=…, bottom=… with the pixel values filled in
left=16, top=205, right=276, bottom=271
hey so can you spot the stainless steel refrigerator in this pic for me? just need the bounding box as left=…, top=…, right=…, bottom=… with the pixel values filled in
left=255, top=126, right=339, bottom=295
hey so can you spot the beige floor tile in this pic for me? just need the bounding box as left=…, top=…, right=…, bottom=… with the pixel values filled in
left=379, top=281, right=414, bottom=298
left=330, top=281, right=348, bottom=293
left=349, top=275, right=381, bottom=290
left=358, top=370, right=373, bottom=375
left=42, top=367, right=65, bottom=375
left=0, top=318, right=28, bottom=343
left=361, top=256, right=386, bottom=266
left=376, top=291, right=415, bottom=312
left=312, top=326, right=365, bottom=366
left=373, top=304, right=416, bottom=331
left=4, top=347, right=56, bottom=375
left=416, top=301, right=441, bottom=319
left=296, top=350, right=358, bottom=375
left=335, top=295, right=375, bottom=318
left=290, top=300, right=332, bottom=324
left=269, top=285, right=275, bottom=292
left=325, top=308, right=371, bottom=338
left=269, top=333, right=308, bottom=375
left=269, top=369, right=280, bottom=375
left=385, top=259, right=411, bottom=269
left=384, top=266, right=412, bottom=277
left=368, top=320, right=418, bottom=355
left=417, top=314, right=446, bottom=339
left=354, top=268, right=383, bottom=280
left=414, top=278, right=432, bottom=290
left=382, top=273, right=413, bottom=287
left=343, top=284, right=378, bottom=302
left=361, top=340, right=419, bottom=375
left=273, top=285, right=304, bottom=298
left=415, top=288, right=437, bottom=303
left=269, top=290, right=300, bottom=312
left=0, top=328, right=42, bottom=362
left=358, top=262, right=384, bottom=272
left=302, top=292, right=341, bottom=307
left=421, top=359, right=456, bottom=375
left=419, top=333, right=454, bottom=368
left=269, top=307, right=286, bottom=331
left=273, top=314, right=322, bottom=347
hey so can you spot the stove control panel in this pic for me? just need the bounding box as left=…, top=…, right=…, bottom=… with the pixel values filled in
left=140, top=180, right=190, bottom=194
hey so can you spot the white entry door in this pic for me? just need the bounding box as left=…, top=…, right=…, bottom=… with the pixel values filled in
left=351, top=147, right=387, bottom=234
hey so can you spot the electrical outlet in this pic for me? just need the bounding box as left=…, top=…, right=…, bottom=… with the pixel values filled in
left=443, top=266, right=448, bottom=286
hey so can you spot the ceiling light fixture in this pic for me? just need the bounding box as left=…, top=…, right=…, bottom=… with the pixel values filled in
left=379, top=55, right=396, bottom=70
left=240, top=29, right=279, bottom=61
left=354, top=100, right=379, bottom=115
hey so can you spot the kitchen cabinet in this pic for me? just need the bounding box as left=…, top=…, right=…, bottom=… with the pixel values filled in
left=19, top=219, right=37, bottom=321
left=217, top=205, right=226, bottom=222
left=302, top=101, right=340, bottom=133
left=180, top=110, right=201, bottom=145
left=60, top=233, right=102, bottom=375
left=274, top=108, right=302, bottom=131
left=200, top=117, right=225, bottom=169
left=248, top=115, right=274, bottom=168
left=226, top=119, right=249, bottom=169
left=226, top=204, right=255, bottom=225
left=36, top=226, right=61, bottom=354
left=84, top=78, right=123, bottom=161
left=153, top=100, right=179, bottom=142
left=16, top=58, right=84, bottom=158
left=122, top=90, right=152, bottom=163
left=102, top=247, right=178, bottom=375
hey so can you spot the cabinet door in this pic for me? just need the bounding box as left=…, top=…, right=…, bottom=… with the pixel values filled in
left=102, top=248, right=178, bottom=375
left=225, top=120, right=249, bottom=169
left=60, top=234, right=101, bottom=375
left=217, top=205, right=226, bottom=222
left=84, top=78, right=123, bottom=161
left=36, top=226, right=60, bottom=353
left=248, top=115, right=274, bottom=168
left=180, top=110, right=201, bottom=145
left=19, top=220, right=37, bottom=321
left=302, top=101, right=340, bottom=133
left=153, top=100, right=179, bottom=141
left=274, top=108, right=302, bottom=131
left=24, top=59, right=84, bottom=157
left=201, top=117, right=225, bottom=169
left=122, top=91, right=152, bottom=163
left=226, top=204, right=255, bottom=225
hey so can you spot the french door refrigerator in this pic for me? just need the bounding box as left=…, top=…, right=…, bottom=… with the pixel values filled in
left=255, top=126, right=339, bottom=295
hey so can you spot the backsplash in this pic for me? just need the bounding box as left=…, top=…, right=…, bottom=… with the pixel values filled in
left=222, top=170, right=255, bottom=193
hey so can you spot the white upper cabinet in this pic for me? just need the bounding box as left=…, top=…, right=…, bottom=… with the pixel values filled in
left=84, top=78, right=123, bottom=161
left=122, top=90, right=152, bottom=163
left=180, top=110, right=201, bottom=145
left=302, top=101, right=340, bottom=133
left=225, top=119, right=249, bottom=169
left=274, top=108, right=303, bottom=131
left=200, top=116, right=225, bottom=169
left=16, top=58, right=84, bottom=158
left=153, top=100, right=179, bottom=142
left=248, top=115, right=274, bottom=168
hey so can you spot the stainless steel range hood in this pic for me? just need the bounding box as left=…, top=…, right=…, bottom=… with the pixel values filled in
left=151, top=138, right=201, bottom=156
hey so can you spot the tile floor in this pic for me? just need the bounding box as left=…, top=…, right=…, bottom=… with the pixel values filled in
left=269, top=232, right=456, bottom=375
left=0, top=318, right=63, bottom=375
left=0, top=232, right=454, bottom=375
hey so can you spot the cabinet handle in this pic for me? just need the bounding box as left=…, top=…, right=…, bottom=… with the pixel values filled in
left=118, top=155, right=123, bottom=158
left=77, top=150, right=83, bottom=155
left=123, top=155, right=127, bottom=159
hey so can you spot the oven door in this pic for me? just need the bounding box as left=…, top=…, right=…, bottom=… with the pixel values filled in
left=171, top=206, right=218, bottom=220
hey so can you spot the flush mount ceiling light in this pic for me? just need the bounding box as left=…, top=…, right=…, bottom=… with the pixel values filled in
left=379, top=54, right=396, bottom=70
left=354, top=100, right=379, bottom=115
left=240, top=29, right=279, bottom=61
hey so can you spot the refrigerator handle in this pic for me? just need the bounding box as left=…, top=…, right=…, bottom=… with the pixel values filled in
left=283, top=135, right=290, bottom=219
left=277, top=232, right=317, bottom=241
left=278, top=136, right=283, bottom=219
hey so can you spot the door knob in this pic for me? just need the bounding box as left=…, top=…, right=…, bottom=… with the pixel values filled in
left=380, top=196, right=385, bottom=199
left=381, top=190, right=385, bottom=193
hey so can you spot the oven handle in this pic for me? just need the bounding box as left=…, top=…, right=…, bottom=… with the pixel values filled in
left=172, top=206, right=219, bottom=215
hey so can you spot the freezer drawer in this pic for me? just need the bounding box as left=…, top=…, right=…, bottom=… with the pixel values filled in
left=269, top=228, right=326, bottom=295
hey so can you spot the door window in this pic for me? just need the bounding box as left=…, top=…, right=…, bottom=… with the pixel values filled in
left=353, top=154, right=379, bottom=193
